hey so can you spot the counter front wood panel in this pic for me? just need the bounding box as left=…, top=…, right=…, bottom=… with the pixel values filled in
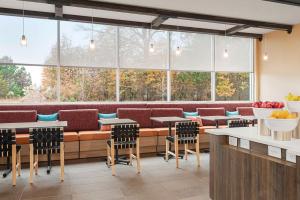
left=210, top=134, right=298, bottom=200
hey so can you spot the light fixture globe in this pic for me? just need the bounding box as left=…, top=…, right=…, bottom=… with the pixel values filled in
left=20, top=34, right=27, bottom=46
left=89, top=39, right=95, bottom=50
left=175, top=46, right=181, bottom=56
left=263, top=52, right=269, bottom=61
left=149, top=43, right=155, bottom=53
left=223, top=49, right=229, bottom=58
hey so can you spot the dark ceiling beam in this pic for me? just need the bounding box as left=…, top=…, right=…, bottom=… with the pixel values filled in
left=0, top=7, right=262, bottom=39
left=226, top=25, right=251, bottom=35
left=263, top=0, right=300, bottom=7
left=151, top=15, right=169, bottom=28
left=22, top=0, right=293, bottom=32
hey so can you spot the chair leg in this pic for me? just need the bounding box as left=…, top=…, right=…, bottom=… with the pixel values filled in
left=129, top=148, right=133, bottom=165
left=136, top=138, right=141, bottom=174
left=29, top=144, right=34, bottom=184
left=196, top=135, right=200, bottom=167
left=34, top=154, right=38, bottom=175
left=106, top=144, right=110, bottom=167
left=17, top=150, right=21, bottom=177
left=111, top=140, right=115, bottom=176
left=12, top=144, right=17, bottom=186
left=165, top=139, right=169, bottom=161
left=184, top=144, right=188, bottom=160
left=60, top=142, right=64, bottom=182
left=175, top=136, right=179, bottom=168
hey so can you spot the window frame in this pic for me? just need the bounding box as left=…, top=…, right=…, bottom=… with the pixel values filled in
left=0, top=15, right=255, bottom=104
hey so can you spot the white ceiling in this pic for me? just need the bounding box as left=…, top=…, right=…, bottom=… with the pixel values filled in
left=96, top=0, right=300, bottom=24
left=1, top=0, right=300, bottom=35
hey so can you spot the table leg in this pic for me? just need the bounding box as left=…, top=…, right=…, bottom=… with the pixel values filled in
left=216, top=120, right=219, bottom=128
left=47, top=152, right=52, bottom=174
left=3, top=156, right=12, bottom=178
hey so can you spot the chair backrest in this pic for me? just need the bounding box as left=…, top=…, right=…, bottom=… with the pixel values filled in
left=0, top=129, right=16, bottom=157
left=29, top=127, right=64, bottom=154
left=111, top=124, right=139, bottom=149
left=175, top=121, right=199, bottom=140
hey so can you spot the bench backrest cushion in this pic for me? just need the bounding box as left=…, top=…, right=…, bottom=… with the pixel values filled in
left=117, top=108, right=152, bottom=128
left=59, top=109, right=98, bottom=132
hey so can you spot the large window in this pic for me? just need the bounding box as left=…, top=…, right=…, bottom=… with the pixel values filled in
left=60, top=67, right=116, bottom=102
left=119, top=27, right=168, bottom=69
left=120, top=69, right=167, bottom=101
left=0, top=15, right=57, bottom=65
left=60, top=21, right=117, bottom=68
left=171, top=71, right=211, bottom=101
left=0, top=64, right=58, bottom=103
left=0, top=14, right=254, bottom=103
left=215, top=72, right=250, bottom=101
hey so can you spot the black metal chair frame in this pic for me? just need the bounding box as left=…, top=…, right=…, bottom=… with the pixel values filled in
left=106, top=124, right=141, bottom=176
left=29, top=127, right=64, bottom=183
left=0, top=128, right=21, bottom=186
left=165, top=121, right=200, bottom=168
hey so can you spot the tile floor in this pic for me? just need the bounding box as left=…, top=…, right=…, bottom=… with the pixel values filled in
left=0, top=153, right=210, bottom=200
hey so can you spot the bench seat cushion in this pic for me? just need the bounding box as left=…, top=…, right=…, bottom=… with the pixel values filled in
left=16, top=131, right=79, bottom=144
left=79, top=131, right=110, bottom=141
left=139, top=128, right=157, bottom=137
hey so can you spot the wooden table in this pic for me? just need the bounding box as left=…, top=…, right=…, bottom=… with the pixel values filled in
left=99, top=118, right=137, bottom=165
left=99, top=118, right=137, bottom=126
left=0, top=121, right=67, bottom=176
left=200, top=115, right=243, bottom=128
left=0, top=121, right=67, bottom=129
left=150, top=117, right=191, bottom=159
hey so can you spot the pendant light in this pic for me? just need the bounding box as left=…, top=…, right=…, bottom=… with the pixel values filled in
left=175, top=46, right=181, bottom=56
left=20, top=0, right=27, bottom=46
left=89, top=11, right=95, bottom=50
left=263, top=36, right=268, bottom=61
left=149, top=24, right=155, bottom=53
left=175, top=26, right=181, bottom=56
left=223, top=25, right=229, bottom=58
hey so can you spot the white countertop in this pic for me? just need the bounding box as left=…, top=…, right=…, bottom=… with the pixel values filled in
left=206, top=127, right=300, bottom=156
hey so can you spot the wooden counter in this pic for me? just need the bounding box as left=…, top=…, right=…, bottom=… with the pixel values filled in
left=207, top=127, right=300, bottom=200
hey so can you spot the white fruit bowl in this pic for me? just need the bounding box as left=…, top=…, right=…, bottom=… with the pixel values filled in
left=264, top=118, right=299, bottom=132
left=286, top=101, right=300, bottom=113
left=253, top=108, right=281, bottom=119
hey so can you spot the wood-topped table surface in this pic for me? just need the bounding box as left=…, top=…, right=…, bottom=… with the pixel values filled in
left=150, top=116, right=191, bottom=124
left=0, top=121, right=68, bottom=129
left=98, top=118, right=137, bottom=126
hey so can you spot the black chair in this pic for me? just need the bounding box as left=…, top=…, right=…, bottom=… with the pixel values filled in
left=29, top=127, right=64, bottom=183
left=106, top=124, right=140, bottom=176
left=0, top=129, right=21, bottom=186
left=165, top=122, right=200, bottom=168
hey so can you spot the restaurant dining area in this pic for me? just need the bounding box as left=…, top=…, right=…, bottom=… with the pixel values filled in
left=1, top=0, right=300, bottom=200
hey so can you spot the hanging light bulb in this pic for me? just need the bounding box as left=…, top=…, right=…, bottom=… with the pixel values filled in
left=223, top=48, right=229, bottom=58
left=20, top=1, right=27, bottom=46
left=175, top=46, right=181, bottom=56
left=263, top=52, right=269, bottom=61
left=90, top=39, right=95, bottom=50
left=89, top=12, right=95, bottom=50
left=20, top=34, right=27, bottom=46
left=263, top=36, right=268, bottom=61
left=149, top=43, right=155, bottom=53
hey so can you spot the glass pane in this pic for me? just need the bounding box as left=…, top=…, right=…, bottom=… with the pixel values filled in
left=215, top=36, right=252, bottom=72
left=0, top=64, right=58, bottom=103
left=171, top=32, right=212, bottom=71
left=60, top=67, right=116, bottom=102
left=119, top=27, right=168, bottom=69
left=0, top=15, right=57, bottom=65
left=171, top=71, right=211, bottom=101
left=60, top=21, right=117, bottom=68
left=215, top=72, right=250, bottom=101
left=120, top=69, right=167, bottom=101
